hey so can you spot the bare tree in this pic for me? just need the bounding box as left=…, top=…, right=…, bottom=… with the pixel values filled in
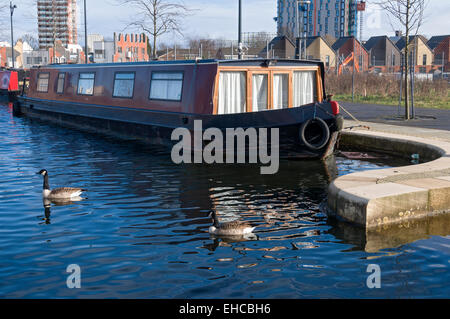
left=0, top=4, right=8, bottom=41
left=117, top=0, right=193, bottom=59
left=20, top=34, right=39, bottom=50
left=377, top=0, right=428, bottom=119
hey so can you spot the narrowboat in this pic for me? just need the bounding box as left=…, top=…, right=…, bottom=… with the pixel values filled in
left=15, top=59, right=343, bottom=158
left=0, top=69, right=19, bottom=103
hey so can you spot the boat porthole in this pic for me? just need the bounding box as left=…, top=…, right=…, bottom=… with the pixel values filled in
left=299, top=118, right=330, bottom=151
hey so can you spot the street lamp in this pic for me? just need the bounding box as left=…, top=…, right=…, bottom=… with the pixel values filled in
left=238, top=0, right=243, bottom=59
left=10, top=1, right=17, bottom=69
left=84, top=0, right=88, bottom=64
left=296, top=0, right=310, bottom=60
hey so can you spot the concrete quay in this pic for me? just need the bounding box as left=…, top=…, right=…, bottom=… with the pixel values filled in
left=328, top=119, right=450, bottom=229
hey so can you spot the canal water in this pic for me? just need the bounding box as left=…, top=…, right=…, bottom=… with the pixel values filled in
left=0, top=103, right=448, bottom=298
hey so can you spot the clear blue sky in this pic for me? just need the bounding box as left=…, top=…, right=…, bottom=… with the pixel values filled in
left=4, top=0, right=450, bottom=46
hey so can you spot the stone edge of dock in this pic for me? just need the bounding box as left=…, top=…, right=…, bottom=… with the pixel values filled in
left=327, top=125, right=450, bottom=229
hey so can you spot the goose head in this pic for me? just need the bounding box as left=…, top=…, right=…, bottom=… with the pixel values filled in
left=37, top=169, right=48, bottom=176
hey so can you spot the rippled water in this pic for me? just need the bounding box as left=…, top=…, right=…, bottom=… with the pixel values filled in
left=0, top=103, right=448, bottom=298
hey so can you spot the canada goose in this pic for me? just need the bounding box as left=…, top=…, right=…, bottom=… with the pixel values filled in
left=208, top=211, right=255, bottom=236
left=37, top=169, right=86, bottom=199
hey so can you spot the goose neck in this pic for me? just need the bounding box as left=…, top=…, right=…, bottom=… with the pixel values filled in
left=43, top=174, right=50, bottom=190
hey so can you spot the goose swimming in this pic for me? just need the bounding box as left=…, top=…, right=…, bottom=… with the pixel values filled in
left=37, top=169, right=86, bottom=199
left=208, top=211, right=255, bottom=236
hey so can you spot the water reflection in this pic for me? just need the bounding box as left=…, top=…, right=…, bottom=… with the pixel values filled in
left=1, top=103, right=449, bottom=298
left=328, top=213, right=450, bottom=253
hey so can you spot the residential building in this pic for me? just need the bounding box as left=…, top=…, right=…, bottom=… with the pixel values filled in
left=302, top=36, right=337, bottom=68
left=261, top=36, right=296, bottom=59
left=395, top=35, right=433, bottom=66
left=37, top=0, right=78, bottom=49
left=87, top=34, right=115, bottom=63
left=332, top=36, right=369, bottom=71
left=364, top=36, right=401, bottom=69
left=0, top=42, right=20, bottom=68
left=113, top=33, right=149, bottom=63
left=22, top=50, right=50, bottom=68
left=13, top=40, right=34, bottom=69
left=276, top=0, right=359, bottom=40
left=427, top=35, right=449, bottom=71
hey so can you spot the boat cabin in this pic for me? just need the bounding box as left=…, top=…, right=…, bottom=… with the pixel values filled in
left=25, top=59, right=326, bottom=116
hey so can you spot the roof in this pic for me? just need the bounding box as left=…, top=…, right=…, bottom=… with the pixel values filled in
left=427, top=35, right=450, bottom=50
left=364, top=36, right=385, bottom=51
left=332, top=37, right=351, bottom=51
left=389, top=36, right=402, bottom=45
left=298, top=36, right=335, bottom=52
left=395, top=35, right=430, bottom=50
left=34, top=58, right=324, bottom=69
left=364, top=35, right=401, bottom=53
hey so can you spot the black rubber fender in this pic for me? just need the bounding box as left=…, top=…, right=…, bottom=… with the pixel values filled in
left=299, top=118, right=331, bottom=151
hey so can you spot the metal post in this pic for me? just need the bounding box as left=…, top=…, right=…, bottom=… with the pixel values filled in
left=10, top=2, right=17, bottom=69
left=296, top=1, right=301, bottom=59
left=411, top=47, right=415, bottom=119
left=398, top=53, right=403, bottom=117
left=84, top=0, right=88, bottom=64
left=238, top=0, right=243, bottom=59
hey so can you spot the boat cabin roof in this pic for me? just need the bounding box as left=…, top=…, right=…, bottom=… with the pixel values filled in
left=37, top=58, right=325, bottom=70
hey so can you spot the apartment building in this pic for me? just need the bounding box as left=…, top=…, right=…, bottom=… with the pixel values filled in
left=276, top=0, right=359, bottom=40
left=37, top=0, right=78, bottom=49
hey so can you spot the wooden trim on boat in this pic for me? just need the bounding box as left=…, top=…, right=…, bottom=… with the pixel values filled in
left=213, top=65, right=321, bottom=114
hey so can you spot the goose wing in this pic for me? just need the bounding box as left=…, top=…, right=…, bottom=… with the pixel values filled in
left=49, top=187, right=86, bottom=198
left=220, top=220, right=252, bottom=230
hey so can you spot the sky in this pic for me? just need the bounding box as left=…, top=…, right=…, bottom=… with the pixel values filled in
left=1, top=0, right=450, bottom=46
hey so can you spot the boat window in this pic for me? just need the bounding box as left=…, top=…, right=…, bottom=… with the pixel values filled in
left=56, top=73, right=65, bottom=94
left=149, top=72, right=183, bottom=101
left=77, top=72, right=95, bottom=95
left=218, top=71, right=246, bottom=114
left=113, top=72, right=135, bottom=98
left=37, top=73, right=49, bottom=93
left=293, top=71, right=316, bottom=106
left=273, top=74, right=289, bottom=109
left=252, top=74, right=268, bottom=112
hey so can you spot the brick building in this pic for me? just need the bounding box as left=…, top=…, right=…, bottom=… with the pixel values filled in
left=332, top=36, right=369, bottom=71
left=113, top=33, right=149, bottom=63
left=428, top=35, right=449, bottom=72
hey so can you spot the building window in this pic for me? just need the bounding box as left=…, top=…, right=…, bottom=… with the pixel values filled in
left=37, top=73, right=50, bottom=93
left=56, top=73, right=65, bottom=94
left=149, top=72, right=184, bottom=101
left=113, top=72, right=135, bottom=98
left=77, top=72, right=95, bottom=95
left=422, top=54, right=427, bottom=65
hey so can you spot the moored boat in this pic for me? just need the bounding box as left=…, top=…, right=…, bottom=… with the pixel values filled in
left=0, top=69, right=19, bottom=103
left=16, top=59, right=343, bottom=159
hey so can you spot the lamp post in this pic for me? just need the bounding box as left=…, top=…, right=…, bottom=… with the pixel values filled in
left=296, top=1, right=310, bottom=60
left=84, top=0, right=88, bottom=64
left=238, top=0, right=243, bottom=59
left=10, top=1, right=17, bottom=69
